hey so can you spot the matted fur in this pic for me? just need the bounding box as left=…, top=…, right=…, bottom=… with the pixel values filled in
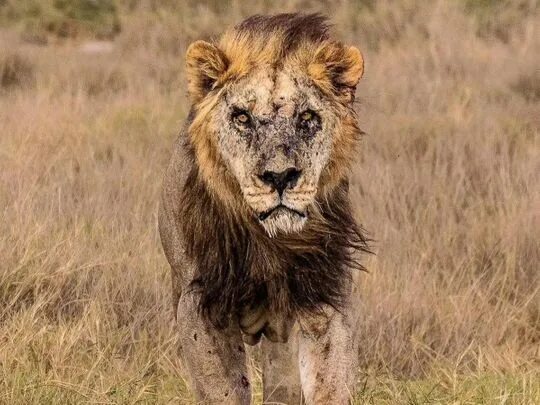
left=179, top=140, right=370, bottom=327
left=164, top=13, right=370, bottom=329
left=159, top=13, right=370, bottom=401
left=186, top=13, right=364, bottom=209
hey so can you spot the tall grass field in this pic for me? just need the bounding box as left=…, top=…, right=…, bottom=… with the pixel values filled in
left=0, top=0, right=538, bottom=403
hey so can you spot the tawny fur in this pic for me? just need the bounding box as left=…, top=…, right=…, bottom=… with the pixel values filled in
left=159, top=13, right=369, bottom=404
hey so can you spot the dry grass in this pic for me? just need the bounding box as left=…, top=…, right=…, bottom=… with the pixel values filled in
left=0, top=1, right=539, bottom=403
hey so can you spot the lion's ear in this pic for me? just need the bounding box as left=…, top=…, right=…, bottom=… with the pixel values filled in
left=308, top=42, right=364, bottom=102
left=186, top=40, right=229, bottom=103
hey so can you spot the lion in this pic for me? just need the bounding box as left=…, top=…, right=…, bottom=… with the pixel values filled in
left=159, top=13, right=370, bottom=404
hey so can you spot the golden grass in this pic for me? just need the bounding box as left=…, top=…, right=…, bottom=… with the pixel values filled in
left=0, top=1, right=539, bottom=403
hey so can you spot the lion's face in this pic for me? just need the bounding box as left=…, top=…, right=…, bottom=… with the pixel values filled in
left=209, top=67, right=339, bottom=236
left=185, top=22, right=363, bottom=237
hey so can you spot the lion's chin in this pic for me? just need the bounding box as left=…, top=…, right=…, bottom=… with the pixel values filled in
left=258, top=207, right=307, bottom=238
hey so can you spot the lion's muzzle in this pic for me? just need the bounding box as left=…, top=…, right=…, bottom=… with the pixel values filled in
left=257, top=167, right=302, bottom=196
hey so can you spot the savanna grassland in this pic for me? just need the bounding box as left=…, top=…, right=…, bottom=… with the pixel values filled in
left=0, top=1, right=539, bottom=403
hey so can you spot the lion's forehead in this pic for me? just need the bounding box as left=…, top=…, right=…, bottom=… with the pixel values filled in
left=225, top=67, right=324, bottom=119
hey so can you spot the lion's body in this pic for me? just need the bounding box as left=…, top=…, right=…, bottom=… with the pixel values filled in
left=159, top=13, right=368, bottom=404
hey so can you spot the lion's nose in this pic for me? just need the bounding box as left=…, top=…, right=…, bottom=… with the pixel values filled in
left=258, top=168, right=302, bottom=196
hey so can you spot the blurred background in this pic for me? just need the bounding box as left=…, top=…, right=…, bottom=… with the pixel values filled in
left=0, top=1, right=538, bottom=403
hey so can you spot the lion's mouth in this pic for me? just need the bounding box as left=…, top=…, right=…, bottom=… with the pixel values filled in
left=258, top=205, right=306, bottom=221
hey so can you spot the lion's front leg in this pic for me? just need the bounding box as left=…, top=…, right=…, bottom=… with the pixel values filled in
left=297, top=301, right=360, bottom=405
left=262, top=330, right=303, bottom=404
left=177, top=292, right=251, bottom=404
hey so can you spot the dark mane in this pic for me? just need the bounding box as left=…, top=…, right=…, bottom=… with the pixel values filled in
left=180, top=166, right=371, bottom=328
left=234, top=13, right=331, bottom=53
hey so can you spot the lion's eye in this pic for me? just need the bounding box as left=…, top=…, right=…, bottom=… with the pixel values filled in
left=232, top=110, right=251, bottom=126
left=236, top=113, right=249, bottom=123
left=297, top=109, right=321, bottom=136
left=300, top=110, right=320, bottom=125
left=301, top=111, right=314, bottom=121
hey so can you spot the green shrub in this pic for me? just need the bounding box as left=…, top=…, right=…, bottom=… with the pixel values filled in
left=0, top=52, right=35, bottom=90
left=0, top=0, right=121, bottom=40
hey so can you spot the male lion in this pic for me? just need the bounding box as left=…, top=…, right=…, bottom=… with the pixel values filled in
left=159, top=13, right=370, bottom=404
